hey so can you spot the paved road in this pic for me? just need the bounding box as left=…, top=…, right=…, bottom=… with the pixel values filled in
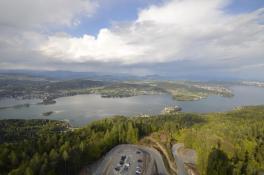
left=143, top=146, right=169, bottom=175
left=172, top=144, right=188, bottom=175
left=92, top=144, right=169, bottom=175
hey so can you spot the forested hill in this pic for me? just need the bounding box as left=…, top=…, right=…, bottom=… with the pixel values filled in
left=0, top=106, right=264, bottom=175
left=0, top=120, right=70, bottom=144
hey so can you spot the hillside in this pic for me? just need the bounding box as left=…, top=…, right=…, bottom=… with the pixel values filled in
left=0, top=74, right=234, bottom=102
left=0, top=106, right=264, bottom=174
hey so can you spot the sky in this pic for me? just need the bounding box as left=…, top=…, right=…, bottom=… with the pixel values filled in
left=0, top=0, right=264, bottom=80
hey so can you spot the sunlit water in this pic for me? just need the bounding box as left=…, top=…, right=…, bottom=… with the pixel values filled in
left=0, top=85, right=264, bottom=126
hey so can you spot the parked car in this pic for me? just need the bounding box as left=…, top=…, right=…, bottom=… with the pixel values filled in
left=115, top=166, right=120, bottom=171
left=121, top=155, right=127, bottom=161
left=136, top=166, right=142, bottom=174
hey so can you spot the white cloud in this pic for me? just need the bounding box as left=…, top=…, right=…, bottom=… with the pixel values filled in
left=39, top=0, right=264, bottom=66
left=0, top=0, right=263, bottom=78
left=40, top=29, right=149, bottom=64
left=0, top=0, right=98, bottom=70
left=0, top=0, right=97, bottom=28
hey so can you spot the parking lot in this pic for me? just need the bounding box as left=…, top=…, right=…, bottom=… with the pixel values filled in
left=92, top=144, right=168, bottom=175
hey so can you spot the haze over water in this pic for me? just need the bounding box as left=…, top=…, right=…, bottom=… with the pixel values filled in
left=0, top=85, right=264, bottom=126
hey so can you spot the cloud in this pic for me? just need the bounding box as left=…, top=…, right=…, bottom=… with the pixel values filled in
left=38, top=0, right=264, bottom=68
left=0, top=0, right=97, bottom=29
left=0, top=0, right=97, bottom=71
left=0, top=0, right=264, bottom=79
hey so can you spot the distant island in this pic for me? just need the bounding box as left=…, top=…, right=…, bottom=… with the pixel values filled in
left=42, top=111, right=54, bottom=116
left=0, top=103, right=30, bottom=110
left=241, top=81, right=264, bottom=88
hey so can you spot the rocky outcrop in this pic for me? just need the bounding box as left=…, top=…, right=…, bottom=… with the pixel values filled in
left=161, top=106, right=182, bottom=114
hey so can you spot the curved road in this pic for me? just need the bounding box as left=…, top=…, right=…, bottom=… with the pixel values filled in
left=172, top=144, right=188, bottom=175
left=143, top=146, right=169, bottom=175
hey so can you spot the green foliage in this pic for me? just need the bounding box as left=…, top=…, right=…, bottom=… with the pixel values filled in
left=0, top=113, right=201, bottom=175
left=207, top=147, right=233, bottom=175
left=177, top=106, right=264, bottom=175
left=0, top=119, right=69, bottom=143
left=1, top=106, right=263, bottom=175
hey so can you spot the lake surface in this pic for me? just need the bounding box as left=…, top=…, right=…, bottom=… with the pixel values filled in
left=0, top=85, right=264, bottom=126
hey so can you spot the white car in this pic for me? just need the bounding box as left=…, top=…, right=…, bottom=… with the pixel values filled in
left=135, top=167, right=142, bottom=174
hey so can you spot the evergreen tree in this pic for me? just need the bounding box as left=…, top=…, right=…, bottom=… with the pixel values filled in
left=8, top=151, right=18, bottom=166
left=25, top=167, right=34, bottom=175
left=126, top=122, right=138, bottom=143
left=62, top=150, right=69, bottom=175
left=207, top=147, right=233, bottom=175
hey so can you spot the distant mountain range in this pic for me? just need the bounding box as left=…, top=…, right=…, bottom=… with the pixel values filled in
left=0, top=69, right=167, bottom=81
left=0, top=69, right=262, bottom=82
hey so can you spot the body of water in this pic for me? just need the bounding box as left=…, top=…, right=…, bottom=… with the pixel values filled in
left=0, top=85, right=264, bottom=126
